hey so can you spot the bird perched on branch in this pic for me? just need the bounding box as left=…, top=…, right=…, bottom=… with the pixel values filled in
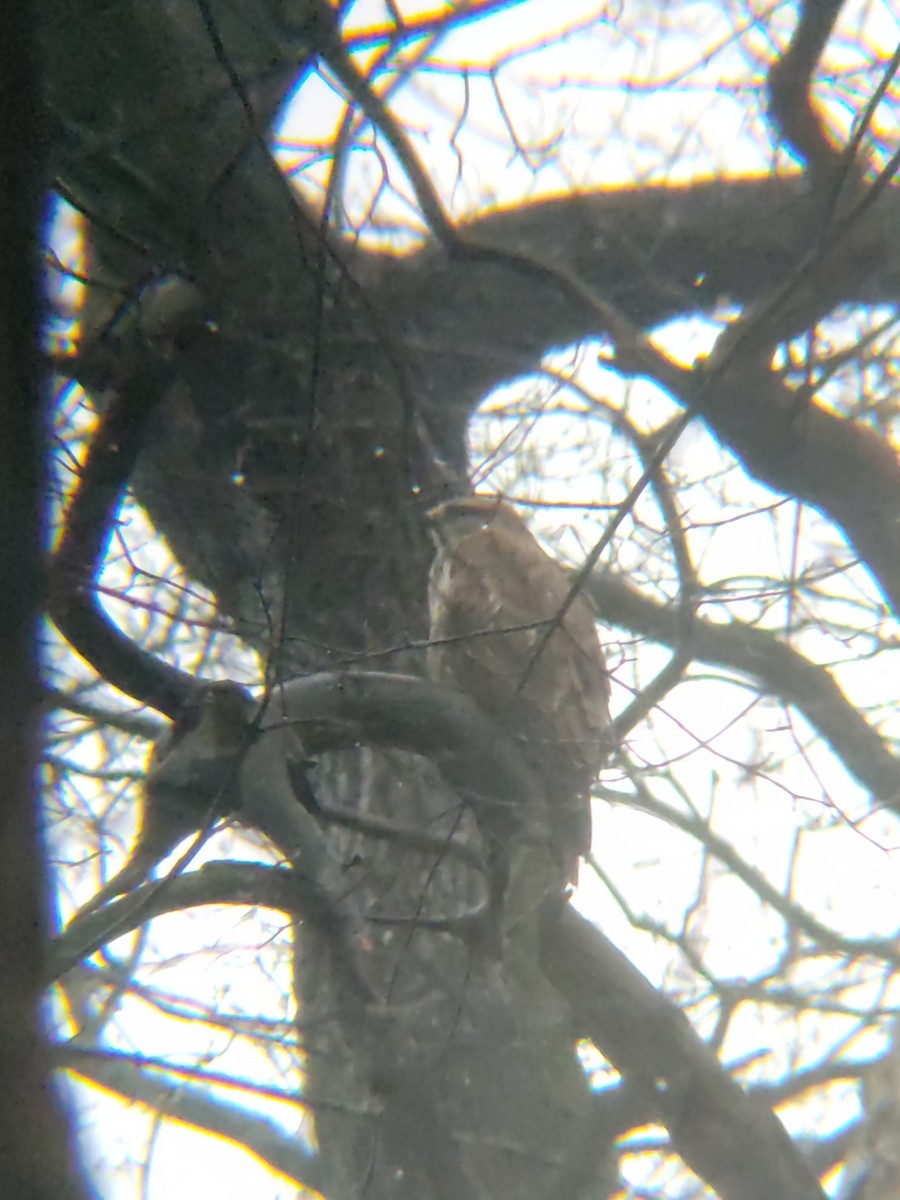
left=83, top=681, right=256, bottom=914
left=426, top=495, right=611, bottom=883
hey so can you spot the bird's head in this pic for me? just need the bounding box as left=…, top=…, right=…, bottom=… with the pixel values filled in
left=170, top=681, right=256, bottom=750
left=426, top=494, right=523, bottom=550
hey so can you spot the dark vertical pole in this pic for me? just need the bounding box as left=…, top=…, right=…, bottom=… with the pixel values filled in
left=0, top=9, right=91, bottom=1198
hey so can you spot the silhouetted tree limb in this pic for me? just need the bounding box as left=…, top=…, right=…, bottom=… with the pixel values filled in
left=591, top=572, right=900, bottom=806
left=543, top=906, right=827, bottom=1200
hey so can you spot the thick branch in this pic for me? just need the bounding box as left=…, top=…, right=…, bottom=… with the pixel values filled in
left=47, top=861, right=301, bottom=982
left=264, top=670, right=542, bottom=845
left=56, top=1042, right=327, bottom=1193
left=590, top=572, right=900, bottom=807
left=697, top=360, right=900, bottom=618
left=48, top=305, right=207, bottom=717
left=767, top=0, right=846, bottom=182
left=543, top=906, right=827, bottom=1200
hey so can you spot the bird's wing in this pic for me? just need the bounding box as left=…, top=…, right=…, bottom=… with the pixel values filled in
left=429, top=522, right=610, bottom=772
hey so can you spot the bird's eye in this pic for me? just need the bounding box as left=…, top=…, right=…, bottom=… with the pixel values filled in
left=172, top=699, right=205, bottom=740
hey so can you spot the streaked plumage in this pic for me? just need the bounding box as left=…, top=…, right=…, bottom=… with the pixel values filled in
left=426, top=495, right=611, bottom=881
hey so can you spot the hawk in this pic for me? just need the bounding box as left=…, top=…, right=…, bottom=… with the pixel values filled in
left=426, top=495, right=611, bottom=882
